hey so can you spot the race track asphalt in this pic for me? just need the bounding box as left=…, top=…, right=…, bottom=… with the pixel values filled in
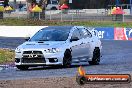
left=0, top=37, right=132, bottom=80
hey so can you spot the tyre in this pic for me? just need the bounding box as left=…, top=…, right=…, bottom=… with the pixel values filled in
left=16, top=65, right=29, bottom=70
left=51, top=7, right=57, bottom=10
left=88, top=47, right=100, bottom=65
left=63, top=50, right=72, bottom=68
left=76, top=76, right=87, bottom=85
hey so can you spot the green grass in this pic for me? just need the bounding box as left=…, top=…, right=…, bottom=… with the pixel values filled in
left=0, top=18, right=132, bottom=27
left=0, top=49, right=14, bottom=64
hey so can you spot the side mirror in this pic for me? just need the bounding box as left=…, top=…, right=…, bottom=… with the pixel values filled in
left=70, top=37, right=79, bottom=42
left=25, top=37, right=30, bottom=41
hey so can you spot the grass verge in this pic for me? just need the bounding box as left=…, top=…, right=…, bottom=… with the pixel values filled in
left=0, top=18, right=132, bottom=27
left=0, top=49, right=14, bottom=64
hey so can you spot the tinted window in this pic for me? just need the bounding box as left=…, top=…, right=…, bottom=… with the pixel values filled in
left=30, top=27, right=71, bottom=41
left=87, top=29, right=92, bottom=37
left=79, top=28, right=92, bottom=38
left=71, top=29, right=81, bottom=40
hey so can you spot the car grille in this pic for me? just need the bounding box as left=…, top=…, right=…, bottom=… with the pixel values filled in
left=23, top=51, right=43, bottom=54
left=22, top=51, right=45, bottom=63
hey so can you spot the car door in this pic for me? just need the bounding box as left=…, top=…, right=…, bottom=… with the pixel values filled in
left=78, top=27, right=92, bottom=59
left=70, top=28, right=82, bottom=61
left=85, top=28, right=96, bottom=58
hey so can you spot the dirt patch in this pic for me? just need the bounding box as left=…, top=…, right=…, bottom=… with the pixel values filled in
left=0, top=76, right=131, bottom=88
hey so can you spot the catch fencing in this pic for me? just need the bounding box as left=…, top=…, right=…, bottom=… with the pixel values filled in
left=2, top=9, right=132, bottom=22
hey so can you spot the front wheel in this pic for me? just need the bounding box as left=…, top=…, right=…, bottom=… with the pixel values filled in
left=88, top=48, right=100, bottom=65
left=63, top=50, right=72, bottom=68
left=16, top=65, right=29, bottom=70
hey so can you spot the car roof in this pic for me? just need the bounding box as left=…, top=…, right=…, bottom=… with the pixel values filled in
left=41, top=26, right=87, bottom=29
left=41, top=26, right=74, bottom=30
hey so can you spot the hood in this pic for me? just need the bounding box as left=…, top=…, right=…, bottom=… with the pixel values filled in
left=18, top=41, right=67, bottom=50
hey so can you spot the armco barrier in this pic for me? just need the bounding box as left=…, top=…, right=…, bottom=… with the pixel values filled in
left=0, top=26, right=132, bottom=40
left=126, top=28, right=132, bottom=40
left=95, top=27, right=114, bottom=40
left=95, top=27, right=132, bottom=40
left=114, top=27, right=132, bottom=40
left=0, top=26, right=47, bottom=37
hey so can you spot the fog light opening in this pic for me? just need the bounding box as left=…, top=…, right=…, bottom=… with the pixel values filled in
left=49, top=58, right=58, bottom=63
left=15, top=58, right=20, bottom=63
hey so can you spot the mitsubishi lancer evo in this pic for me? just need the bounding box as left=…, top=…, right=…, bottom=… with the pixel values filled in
left=15, top=26, right=102, bottom=70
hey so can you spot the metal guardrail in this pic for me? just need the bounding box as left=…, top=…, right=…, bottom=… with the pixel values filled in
left=108, top=4, right=132, bottom=9
left=1, top=9, right=132, bottom=22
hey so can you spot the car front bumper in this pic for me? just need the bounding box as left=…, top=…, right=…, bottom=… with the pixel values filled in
left=15, top=51, right=64, bottom=66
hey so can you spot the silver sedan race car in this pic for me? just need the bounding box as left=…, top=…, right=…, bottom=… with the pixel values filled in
left=15, top=26, right=102, bottom=70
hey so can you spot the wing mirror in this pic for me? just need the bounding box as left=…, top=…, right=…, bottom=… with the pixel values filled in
left=70, top=37, right=79, bottom=42
left=25, top=37, right=30, bottom=41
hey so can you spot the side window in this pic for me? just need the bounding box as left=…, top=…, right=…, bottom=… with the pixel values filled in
left=79, top=28, right=92, bottom=38
left=71, top=29, right=81, bottom=40
left=86, top=29, right=92, bottom=38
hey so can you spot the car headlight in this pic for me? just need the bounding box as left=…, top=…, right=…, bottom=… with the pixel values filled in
left=45, top=48, right=60, bottom=53
left=15, top=48, right=22, bottom=53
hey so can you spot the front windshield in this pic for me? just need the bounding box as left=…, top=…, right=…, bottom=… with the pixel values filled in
left=30, top=27, right=71, bottom=41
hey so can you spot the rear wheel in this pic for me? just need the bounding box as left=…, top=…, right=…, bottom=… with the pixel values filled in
left=88, top=47, right=100, bottom=65
left=63, top=50, right=72, bottom=68
left=51, top=7, right=57, bottom=10
left=16, top=65, right=29, bottom=70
